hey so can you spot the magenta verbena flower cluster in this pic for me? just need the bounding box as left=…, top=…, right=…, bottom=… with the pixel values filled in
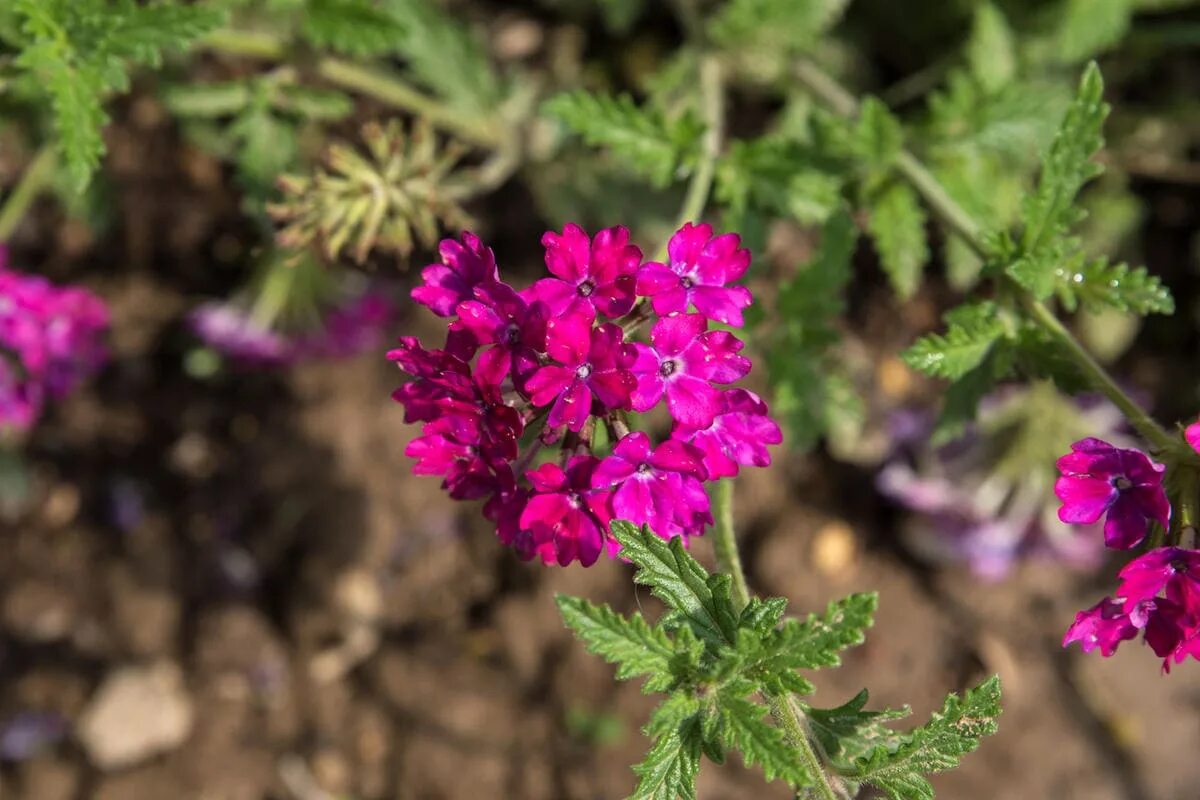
left=0, top=247, right=109, bottom=431
left=190, top=283, right=395, bottom=365
left=1058, top=431, right=1200, bottom=671
left=390, top=223, right=781, bottom=566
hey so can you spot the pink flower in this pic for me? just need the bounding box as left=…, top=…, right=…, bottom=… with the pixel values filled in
left=455, top=282, right=547, bottom=388
left=592, top=432, right=711, bottom=541
left=404, top=415, right=499, bottom=501
left=674, top=389, right=782, bottom=479
left=520, top=456, right=614, bottom=566
left=525, top=316, right=636, bottom=432
left=411, top=232, right=499, bottom=317
left=630, top=313, right=750, bottom=428
left=1054, top=438, right=1170, bottom=549
left=1062, top=598, right=1139, bottom=657
left=636, top=222, right=753, bottom=326
left=1116, top=547, right=1200, bottom=611
left=1186, top=419, right=1200, bottom=454
left=0, top=255, right=108, bottom=429
left=530, top=224, right=641, bottom=322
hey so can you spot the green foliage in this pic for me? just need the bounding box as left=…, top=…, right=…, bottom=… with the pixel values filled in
left=855, top=97, right=905, bottom=168
left=302, top=0, right=407, bottom=57
left=11, top=0, right=224, bottom=190
left=966, top=3, right=1016, bottom=92
left=766, top=210, right=861, bottom=451
left=846, top=676, right=1002, bottom=800
left=715, top=136, right=844, bottom=225
left=384, top=0, right=503, bottom=111
left=1055, top=0, right=1133, bottom=63
left=558, top=522, right=999, bottom=798
left=903, top=302, right=1008, bottom=380
left=544, top=91, right=703, bottom=188
left=1055, top=259, right=1174, bottom=315
left=709, top=0, right=849, bottom=54
left=866, top=181, right=929, bottom=299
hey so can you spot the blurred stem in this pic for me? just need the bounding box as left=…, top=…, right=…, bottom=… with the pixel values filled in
left=790, top=56, right=1176, bottom=454
left=200, top=29, right=505, bottom=150
left=711, top=480, right=749, bottom=609
left=0, top=147, right=57, bottom=242
left=710, top=480, right=846, bottom=800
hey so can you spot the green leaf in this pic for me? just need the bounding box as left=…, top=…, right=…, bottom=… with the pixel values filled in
left=545, top=91, right=703, bottom=188
left=104, top=1, right=225, bottom=66
left=867, top=181, right=929, bottom=299
left=805, top=690, right=910, bottom=763
left=384, top=0, right=502, bottom=111
left=303, top=0, right=407, bottom=57
left=852, top=676, right=1002, bottom=800
left=967, top=3, right=1016, bottom=92
left=716, top=693, right=808, bottom=785
left=1055, top=258, right=1175, bottom=315
left=1008, top=63, right=1108, bottom=296
left=772, top=593, right=877, bottom=671
left=611, top=521, right=738, bottom=649
left=709, top=0, right=849, bottom=54
left=856, top=97, right=904, bottom=167
left=903, top=301, right=1008, bottom=380
left=1056, top=0, right=1133, bottom=63
left=716, top=137, right=844, bottom=225
left=930, top=350, right=1011, bottom=444
left=632, top=718, right=702, bottom=800
left=228, top=104, right=299, bottom=189
left=274, top=84, right=355, bottom=120
left=555, top=595, right=675, bottom=690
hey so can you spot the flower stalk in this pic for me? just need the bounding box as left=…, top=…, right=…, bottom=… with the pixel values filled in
left=0, top=146, right=57, bottom=242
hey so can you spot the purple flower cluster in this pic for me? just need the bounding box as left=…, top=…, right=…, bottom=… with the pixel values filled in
left=0, top=247, right=108, bottom=430
left=391, top=223, right=781, bottom=566
left=191, top=283, right=395, bottom=365
left=1056, top=436, right=1200, bottom=671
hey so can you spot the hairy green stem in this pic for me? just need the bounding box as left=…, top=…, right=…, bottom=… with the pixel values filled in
left=790, top=56, right=1176, bottom=453
left=200, top=29, right=505, bottom=150
left=710, top=481, right=846, bottom=800
left=0, top=147, right=57, bottom=242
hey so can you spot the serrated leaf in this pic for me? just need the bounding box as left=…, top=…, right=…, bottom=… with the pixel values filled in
left=1055, top=258, right=1174, bottom=315
left=611, top=521, right=739, bottom=649
left=1056, top=0, right=1133, bottom=63
left=804, top=690, right=910, bottom=762
left=545, top=91, right=702, bottom=188
left=105, top=1, right=226, bottom=66
left=771, top=593, right=877, bottom=671
left=967, top=3, right=1016, bottom=92
left=632, top=718, right=702, bottom=800
left=867, top=181, right=929, bottom=299
left=903, top=301, right=1007, bottom=379
left=856, top=97, right=904, bottom=167
left=303, top=0, right=407, bottom=56
left=1008, top=63, right=1108, bottom=296
left=717, top=693, right=809, bottom=785
left=556, top=595, right=675, bottom=690
left=228, top=104, right=298, bottom=189
left=852, top=676, right=1002, bottom=800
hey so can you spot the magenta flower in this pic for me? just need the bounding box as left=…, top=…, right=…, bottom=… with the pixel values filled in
left=404, top=415, right=500, bottom=501
left=636, top=222, right=753, bottom=326
left=0, top=255, right=109, bottom=430
left=411, top=231, right=499, bottom=317
left=1116, top=547, right=1200, bottom=610
left=629, top=313, right=751, bottom=428
left=530, top=224, right=641, bottom=322
left=520, top=456, right=614, bottom=566
left=674, top=389, right=782, bottom=479
left=1054, top=438, right=1170, bottom=549
left=525, top=316, right=636, bottom=432
left=592, top=432, right=711, bottom=541
left=455, top=282, right=547, bottom=388
left=1062, top=598, right=1139, bottom=657
left=1186, top=419, right=1200, bottom=454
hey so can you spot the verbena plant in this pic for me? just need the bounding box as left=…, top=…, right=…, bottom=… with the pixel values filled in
left=2, top=0, right=1200, bottom=797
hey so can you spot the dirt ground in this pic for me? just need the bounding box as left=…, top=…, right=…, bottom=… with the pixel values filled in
left=3, top=59, right=1200, bottom=800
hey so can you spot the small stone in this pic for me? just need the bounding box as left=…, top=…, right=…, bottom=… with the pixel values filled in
left=812, top=520, right=858, bottom=578
left=77, top=662, right=194, bottom=770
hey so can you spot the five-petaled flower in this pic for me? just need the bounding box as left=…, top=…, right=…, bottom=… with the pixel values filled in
left=636, top=221, right=753, bottom=326
left=1055, top=437, right=1170, bottom=549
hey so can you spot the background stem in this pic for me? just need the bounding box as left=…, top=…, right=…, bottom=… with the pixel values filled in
left=0, top=147, right=57, bottom=242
